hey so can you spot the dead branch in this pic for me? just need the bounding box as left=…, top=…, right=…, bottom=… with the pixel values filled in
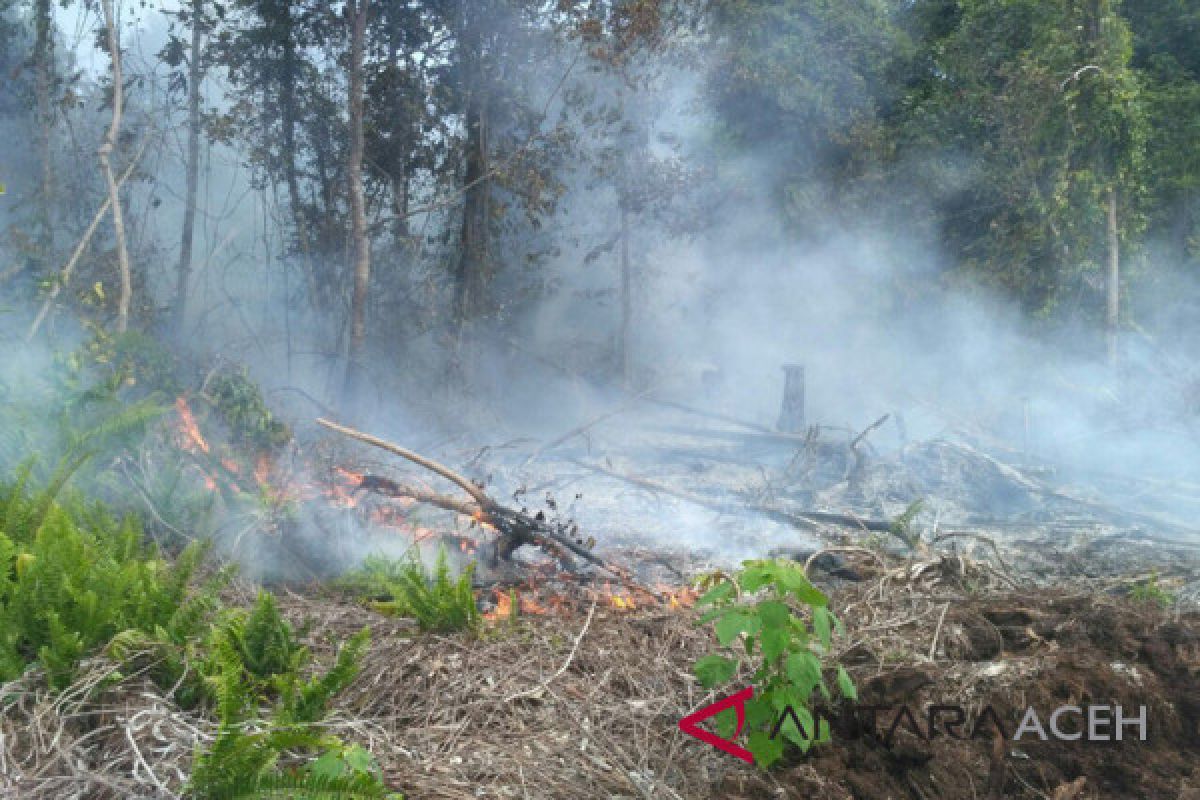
left=851, top=413, right=891, bottom=451
left=571, top=458, right=894, bottom=532
left=317, top=423, right=659, bottom=596
left=645, top=398, right=775, bottom=434
left=317, top=418, right=493, bottom=509
left=523, top=386, right=656, bottom=467
left=846, top=413, right=890, bottom=486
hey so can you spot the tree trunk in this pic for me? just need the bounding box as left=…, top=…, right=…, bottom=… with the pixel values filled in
left=33, top=0, right=54, bottom=273
left=99, top=0, right=133, bottom=334
left=453, top=3, right=489, bottom=362
left=174, top=0, right=203, bottom=337
left=345, top=0, right=372, bottom=403
left=618, top=201, right=632, bottom=389
left=278, top=9, right=317, bottom=305
left=1105, top=185, right=1119, bottom=368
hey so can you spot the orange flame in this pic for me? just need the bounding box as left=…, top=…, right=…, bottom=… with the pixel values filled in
left=174, top=396, right=209, bottom=454
left=254, top=455, right=271, bottom=486
left=483, top=590, right=514, bottom=621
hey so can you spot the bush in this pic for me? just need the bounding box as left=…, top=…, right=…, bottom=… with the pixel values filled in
left=693, top=558, right=856, bottom=767
left=0, top=470, right=221, bottom=688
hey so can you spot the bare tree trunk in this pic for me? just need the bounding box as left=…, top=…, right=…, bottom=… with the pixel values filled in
left=174, top=0, right=203, bottom=336
left=453, top=2, right=489, bottom=370
left=33, top=0, right=55, bottom=272
left=99, top=0, right=133, bottom=334
left=1105, top=185, right=1119, bottom=368
left=345, top=0, right=372, bottom=403
left=618, top=202, right=632, bottom=389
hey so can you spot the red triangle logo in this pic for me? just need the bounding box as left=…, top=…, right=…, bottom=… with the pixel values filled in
left=678, top=686, right=755, bottom=764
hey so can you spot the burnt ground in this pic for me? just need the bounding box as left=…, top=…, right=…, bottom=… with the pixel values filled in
left=2, top=554, right=1198, bottom=799
left=281, top=552, right=1200, bottom=800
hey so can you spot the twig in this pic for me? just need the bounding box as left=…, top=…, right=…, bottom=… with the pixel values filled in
left=934, top=531, right=1020, bottom=586
left=523, top=386, right=656, bottom=467
left=572, top=458, right=894, bottom=531
left=928, top=602, right=950, bottom=661
left=504, top=595, right=598, bottom=702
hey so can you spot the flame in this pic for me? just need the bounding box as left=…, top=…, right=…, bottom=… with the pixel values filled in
left=254, top=455, right=271, bottom=486
left=174, top=396, right=209, bottom=454
left=519, top=594, right=549, bottom=615
left=651, top=584, right=698, bottom=610
left=483, top=590, right=514, bottom=621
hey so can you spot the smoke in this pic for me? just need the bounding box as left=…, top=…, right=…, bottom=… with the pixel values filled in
left=2, top=1, right=1199, bottom=583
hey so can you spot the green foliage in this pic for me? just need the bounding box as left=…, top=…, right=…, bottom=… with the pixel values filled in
left=207, top=367, right=292, bottom=452
left=0, top=475, right=223, bottom=689
left=189, top=620, right=389, bottom=800
left=888, top=499, right=925, bottom=550
left=693, top=558, right=856, bottom=768
left=343, top=548, right=479, bottom=633
left=1129, top=570, right=1175, bottom=608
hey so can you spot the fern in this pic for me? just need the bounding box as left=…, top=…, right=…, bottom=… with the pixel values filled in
left=0, top=480, right=225, bottom=688
left=350, top=548, right=479, bottom=633
left=191, top=617, right=380, bottom=800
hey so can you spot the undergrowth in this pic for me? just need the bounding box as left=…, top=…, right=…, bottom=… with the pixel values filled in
left=340, top=547, right=479, bottom=633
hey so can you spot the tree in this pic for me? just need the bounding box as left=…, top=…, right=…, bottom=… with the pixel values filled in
left=99, top=0, right=133, bottom=334
left=345, top=0, right=371, bottom=405
left=31, top=0, right=55, bottom=276
left=899, top=0, right=1144, bottom=342
left=162, top=0, right=211, bottom=337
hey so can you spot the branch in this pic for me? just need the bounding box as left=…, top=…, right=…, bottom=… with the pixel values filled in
left=27, top=136, right=150, bottom=341
left=317, top=417, right=492, bottom=508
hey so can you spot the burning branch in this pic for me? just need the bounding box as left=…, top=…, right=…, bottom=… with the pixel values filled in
left=317, top=418, right=492, bottom=508
left=316, top=419, right=658, bottom=597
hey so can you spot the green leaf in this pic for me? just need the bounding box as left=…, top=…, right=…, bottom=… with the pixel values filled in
left=760, top=627, right=789, bottom=663
left=714, top=611, right=761, bottom=646
left=748, top=730, right=785, bottom=768
left=812, top=607, right=834, bottom=651
left=836, top=665, right=858, bottom=701
left=694, top=654, right=737, bottom=688
left=696, top=580, right=734, bottom=607
left=738, top=561, right=775, bottom=593
left=715, top=706, right=739, bottom=739
left=784, top=651, right=823, bottom=699
left=755, top=600, right=790, bottom=630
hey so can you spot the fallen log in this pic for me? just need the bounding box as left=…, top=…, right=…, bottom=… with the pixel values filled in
left=317, top=419, right=659, bottom=597
left=570, top=458, right=894, bottom=533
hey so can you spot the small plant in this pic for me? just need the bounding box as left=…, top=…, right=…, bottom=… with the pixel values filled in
left=1130, top=570, right=1175, bottom=608
left=343, top=548, right=479, bottom=633
left=693, top=558, right=856, bottom=768
left=888, top=499, right=925, bottom=550
left=207, top=367, right=292, bottom=452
